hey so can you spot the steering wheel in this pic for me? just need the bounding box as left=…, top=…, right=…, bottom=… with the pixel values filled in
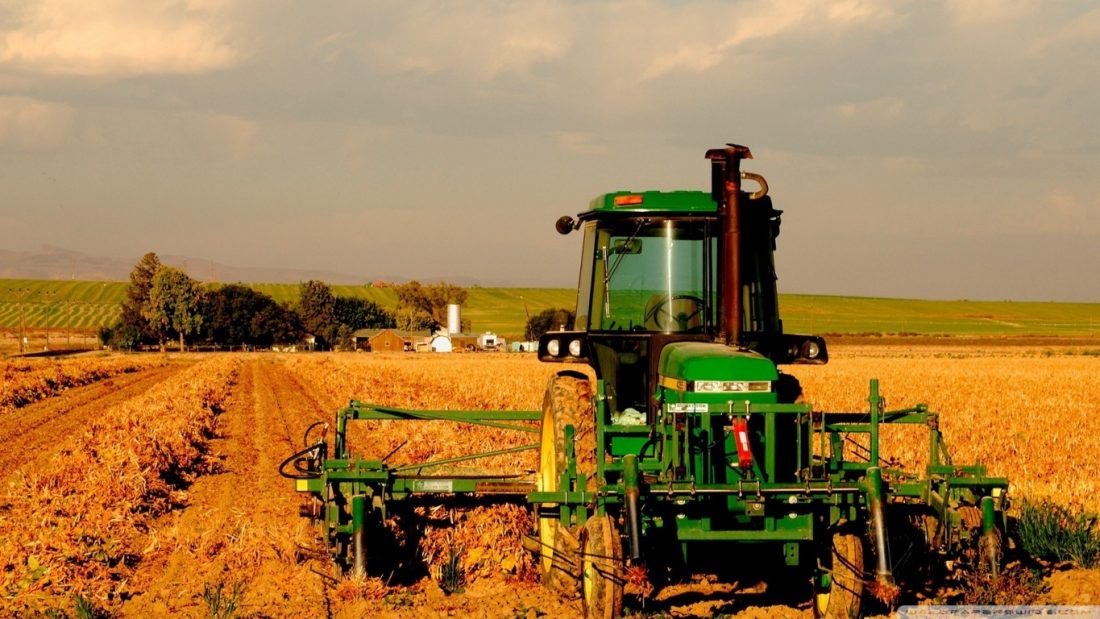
left=645, top=294, right=705, bottom=331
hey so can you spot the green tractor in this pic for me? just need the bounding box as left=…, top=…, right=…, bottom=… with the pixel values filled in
left=284, top=144, right=1008, bottom=618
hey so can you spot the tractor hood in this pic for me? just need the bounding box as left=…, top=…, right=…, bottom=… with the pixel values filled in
left=657, top=342, right=778, bottom=392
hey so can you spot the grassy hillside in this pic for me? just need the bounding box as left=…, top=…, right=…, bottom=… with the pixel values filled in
left=0, top=280, right=127, bottom=330
left=780, top=295, right=1100, bottom=337
left=2, top=278, right=1099, bottom=339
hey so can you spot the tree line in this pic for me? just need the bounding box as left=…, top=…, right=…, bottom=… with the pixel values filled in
left=98, top=253, right=476, bottom=351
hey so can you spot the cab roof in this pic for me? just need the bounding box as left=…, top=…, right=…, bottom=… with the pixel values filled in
left=582, top=191, right=717, bottom=218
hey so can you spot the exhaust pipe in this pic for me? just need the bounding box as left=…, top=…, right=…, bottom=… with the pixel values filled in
left=705, top=144, right=753, bottom=347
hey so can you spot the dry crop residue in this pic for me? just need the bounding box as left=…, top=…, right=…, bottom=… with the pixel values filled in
left=3, top=348, right=1097, bottom=617
left=0, top=360, right=194, bottom=483
left=0, top=355, right=241, bottom=616
left=0, top=355, right=167, bottom=412
left=785, top=348, right=1100, bottom=512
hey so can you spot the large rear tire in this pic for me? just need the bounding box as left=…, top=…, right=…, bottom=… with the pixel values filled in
left=537, top=371, right=596, bottom=595
left=815, top=529, right=864, bottom=619
left=581, top=514, right=624, bottom=619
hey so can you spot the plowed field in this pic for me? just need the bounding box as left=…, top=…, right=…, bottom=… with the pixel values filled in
left=2, top=349, right=1098, bottom=617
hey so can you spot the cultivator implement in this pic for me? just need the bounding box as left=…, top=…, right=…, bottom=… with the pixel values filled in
left=284, top=379, right=1007, bottom=616
left=283, top=144, right=1009, bottom=618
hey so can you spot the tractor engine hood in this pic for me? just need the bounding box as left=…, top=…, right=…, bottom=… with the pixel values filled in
left=657, top=342, right=778, bottom=397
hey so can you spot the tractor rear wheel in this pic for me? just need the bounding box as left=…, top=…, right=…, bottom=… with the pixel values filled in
left=537, top=371, right=596, bottom=595
left=815, top=529, right=864, bottom=619
left=580, top=514, right=624, bottom=619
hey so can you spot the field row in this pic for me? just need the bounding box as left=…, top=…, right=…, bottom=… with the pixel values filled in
left=0, top=356, right=241, bottom=616
left=1, top=355, right=166, bottom=411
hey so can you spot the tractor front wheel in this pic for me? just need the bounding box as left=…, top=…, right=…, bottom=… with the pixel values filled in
left=815, top=529, right=864, bottom=619
left=537, top=371, right=596, bottom=595
left=581, top=515, right=623, bottom=619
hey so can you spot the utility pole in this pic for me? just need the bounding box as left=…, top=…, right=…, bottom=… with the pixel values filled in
left=9, top=288, right=30, bottom=354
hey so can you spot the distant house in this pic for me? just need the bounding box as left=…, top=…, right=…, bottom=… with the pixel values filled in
left=352, top=329, right=423, bottom=352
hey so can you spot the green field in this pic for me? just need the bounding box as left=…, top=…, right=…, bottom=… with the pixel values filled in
left=780, top=295, right=1100, bottom=337
left=0, top=280, right=128, bottom=330
left=2, top=278, right=1099, bottom=339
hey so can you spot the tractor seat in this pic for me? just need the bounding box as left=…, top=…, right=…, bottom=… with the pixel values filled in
left=643, top=294, right=705, bottom=332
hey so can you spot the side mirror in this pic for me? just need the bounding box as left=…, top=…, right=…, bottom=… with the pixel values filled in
left=556, top=216, right=577, bottom=235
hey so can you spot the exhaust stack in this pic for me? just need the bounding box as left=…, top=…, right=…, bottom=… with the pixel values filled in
left=705, top=144, right=753, bottom=347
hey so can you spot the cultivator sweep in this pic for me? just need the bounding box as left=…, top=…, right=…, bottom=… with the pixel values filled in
left=283, top=144, right=1008, bottom=618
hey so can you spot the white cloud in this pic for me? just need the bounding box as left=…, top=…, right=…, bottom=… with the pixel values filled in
left=637, top=0, right=900, bottom=81
left=944, top=0, right=1039, bottom=26
left=200, top=113, right=256, bottom=160
left=1029, top=5, right=1100, bottom=54
left=1033, top=191, right=1100, bottom=234
left=553, top=131, right=605, bottom=154
left=361, top=1, right=571, bottom=81
left=0, top=95, right=73, bottom=150
left=835, top=96, right=906, bottom=122
left=0, top=0, right=245, bottom=77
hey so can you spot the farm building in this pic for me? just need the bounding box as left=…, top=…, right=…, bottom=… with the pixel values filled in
left=429, top=334, right=452, bottom=352
left=352, top=329, right=423, bottom=352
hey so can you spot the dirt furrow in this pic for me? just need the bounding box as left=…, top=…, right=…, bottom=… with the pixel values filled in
left=121, top=359, right=329, bottom=618
left=0, top=361, right=192, bottom=483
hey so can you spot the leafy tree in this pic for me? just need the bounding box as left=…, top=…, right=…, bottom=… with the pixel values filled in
left=109, top=320, right=143, bottom=351
left=251, top=301, right=303, bottom=347
left=144, top=267, right=204, bottom=352
left=297, top=280, right=338, bottom=349
left=97, top=325, right=113, bottom=347
left=335, top=324, right=356, bottom=351
left=393, top=281, right=467, bottom=332
left=525, top=307, right=576, bottom=341
left=112, top=252, right=162, bottom=347
left=197, top=284, right=305, bottom=348
left=393, top=306, right=435, bottom=332
left=334, top=296, right=395, bottom=331
left=201, top=284, right=256, bottom=347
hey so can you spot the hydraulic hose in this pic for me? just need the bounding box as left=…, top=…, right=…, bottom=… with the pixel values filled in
left=278, top=442, right=326, bottom=480
left=741, top=171, right=768, bottom=199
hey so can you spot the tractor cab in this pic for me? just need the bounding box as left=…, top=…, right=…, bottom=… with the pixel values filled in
left=539, top=146, right=827, bottom=422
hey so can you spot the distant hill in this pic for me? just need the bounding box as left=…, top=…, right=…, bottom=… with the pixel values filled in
left=0, top=245, right=370, bottom=284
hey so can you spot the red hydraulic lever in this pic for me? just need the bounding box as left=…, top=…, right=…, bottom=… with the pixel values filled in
left=733, top=418, right=753, bottom=469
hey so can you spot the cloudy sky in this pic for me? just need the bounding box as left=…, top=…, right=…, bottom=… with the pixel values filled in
left=1, top=0, right=1098, bottom=301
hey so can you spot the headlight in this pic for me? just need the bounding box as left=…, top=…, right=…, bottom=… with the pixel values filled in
left=538, top=331, right=588, bottom=362
left=801, top=340, right=820, bottom=360
left=568, top=338, right=583, bottom=357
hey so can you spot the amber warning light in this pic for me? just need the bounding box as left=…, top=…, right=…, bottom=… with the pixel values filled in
left=613, top=194, right=644, bottom=207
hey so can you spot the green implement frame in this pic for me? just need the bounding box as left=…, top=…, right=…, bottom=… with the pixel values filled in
left=289, top=380, right=1007, bottom=589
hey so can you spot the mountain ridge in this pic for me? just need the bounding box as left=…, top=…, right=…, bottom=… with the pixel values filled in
left=0, top=245, right=496, bottom=286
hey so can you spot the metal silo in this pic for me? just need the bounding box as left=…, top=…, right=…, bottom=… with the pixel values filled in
left=447, top=304, right=461, bottom=335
